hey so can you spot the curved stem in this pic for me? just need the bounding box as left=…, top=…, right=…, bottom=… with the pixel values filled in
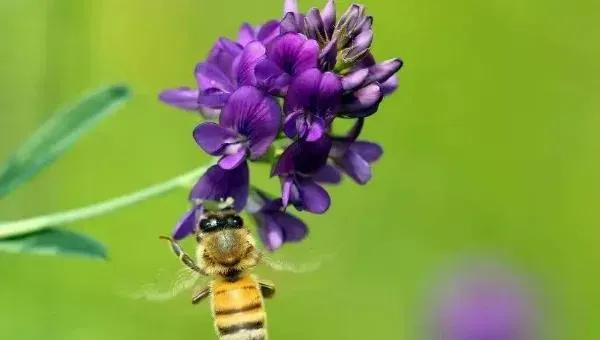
left=0, top=159, right=216, bottom=239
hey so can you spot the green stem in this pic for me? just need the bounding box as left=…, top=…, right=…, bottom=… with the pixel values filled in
left=0, top=159, right=216, bottom=239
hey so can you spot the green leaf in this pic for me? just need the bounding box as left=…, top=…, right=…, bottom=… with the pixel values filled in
left=0, top=85, right=130, bottom=198
left=0, top=227, right=107, bottom=259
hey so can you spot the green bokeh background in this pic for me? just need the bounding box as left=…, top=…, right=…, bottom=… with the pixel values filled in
left=1, top=0, right=598, bottom=339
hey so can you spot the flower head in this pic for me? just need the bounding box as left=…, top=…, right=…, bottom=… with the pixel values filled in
left=159, top=0, right=403, bottom=251
left=247, top=189, right=308, bottom=251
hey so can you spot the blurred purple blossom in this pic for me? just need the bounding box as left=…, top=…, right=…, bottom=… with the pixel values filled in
left=430, top=263, right=538, bottom=340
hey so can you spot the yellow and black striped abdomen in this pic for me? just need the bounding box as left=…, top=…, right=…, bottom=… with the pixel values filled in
left=211, top=275, right=267, bottom=340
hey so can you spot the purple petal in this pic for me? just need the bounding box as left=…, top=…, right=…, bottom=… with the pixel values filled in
left=341, top=83, right=383, bottom=117
left=197, top=88, right=230, bottom=109
left=316, top=71, right=343, bottom=113
left=357, top=15, right=373, bottom=33
left=255, top=58, right=284, bottom=82
left=354, top=52, right=376, bottom=68
left=258, top=216, right=284, bottom=251
left=271, top=211, right=307, bottom=242
left=318, top=37, right=338, bottom=71
left=190, top=163, right=249, bottom=212
left=297, top=178, right=331, bottom=214
left=206, top=39, right=243, bottom=80
left=305, top=115, right=325, bottom=142
left=195, top=62, right=235, bottom=92
left=305, top=8, right=326, bottom=42
left=281, top=12, right=302, bottom=34
left=237, top=23, right=255, bottom=46
left=219, top=86, right=281, bottom=159
left=255, top=59, right=290, bottom=94
left=344, top=30, right=373, bottom=61
left=284, top=68, right=322, bottom=113
left=366, top=58, right=403, bottom=84
left=322, top=0, right=336, bottom=38
left=256, top=20, right=280, bottom=44
left=283, top=110, right=303, bottom=139
left=172, top=209, right=196, bottom=240
left=341, top=68, right=369, bottom=91
left=313, top=164, right=342, bottom=184
left=350, top=141, right=383, bottom=163
left=337, top=4, right=361, bottom=32
left=159, top=87, right=200, bottom=111
left=218, top=148, right=248, bottom=170
left=294, top=39, right=320, bottom=74
left=216, top=38, right=244, bottom=57
left=281, top=177, right=293, bottom=207
left=193, top=122, right=238, bottom=155
left=284, top=0, right=298, bottom=14
left=381, top=75, right=398, bottom=96
left=237, top=41, right=267, bottom=86
left=272, top=136, right=332, bottom=176
left=267, top=33, right=318, bottom=76
left=334, top=148, right=372, bottom=184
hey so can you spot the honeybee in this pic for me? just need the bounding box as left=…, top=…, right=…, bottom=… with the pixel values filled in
left=158, top=199, right=276, bottom=340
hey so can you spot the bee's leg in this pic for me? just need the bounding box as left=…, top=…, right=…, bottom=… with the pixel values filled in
left=159, top=236, right=205, bottom=275
left=192, top=286, right=210, bottom=304
left=259, top=281, right=276, bottom=298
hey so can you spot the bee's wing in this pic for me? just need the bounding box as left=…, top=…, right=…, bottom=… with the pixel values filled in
left=261, top=251, right=336, bottom=274
left=125, top=267, right=203, bottom=302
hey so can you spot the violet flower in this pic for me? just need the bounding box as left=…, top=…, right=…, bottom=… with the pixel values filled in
left=329, top=119, right=383, bottom=184
left=193, top=86, right=281, bottom=170
left=159, top=20, right=279, bottom=118
left=272, top=135, right=335, bottom=213
left=283, top=68, right=342, bottom=141
left=250, top=33, right=320, bottom=95
left=247, top=189, right=308, bottom=251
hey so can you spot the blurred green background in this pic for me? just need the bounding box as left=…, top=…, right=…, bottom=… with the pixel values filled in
left=1, top=0, right=598, bottom=339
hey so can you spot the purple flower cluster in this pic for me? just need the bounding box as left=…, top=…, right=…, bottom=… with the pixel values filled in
left=160, top=0, right=402, bottom=251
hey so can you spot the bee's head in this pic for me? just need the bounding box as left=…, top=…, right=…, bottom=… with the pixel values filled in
left=196, top=209, right=256, bottom=269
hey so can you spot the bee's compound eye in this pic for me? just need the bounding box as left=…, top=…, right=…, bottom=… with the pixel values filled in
left=200, top=217, right=219, bottom=232
left=226, top=215, right=243, bottom=229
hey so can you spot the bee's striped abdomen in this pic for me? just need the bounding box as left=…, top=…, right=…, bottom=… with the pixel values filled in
left=211, top=275, right=267, bottom=340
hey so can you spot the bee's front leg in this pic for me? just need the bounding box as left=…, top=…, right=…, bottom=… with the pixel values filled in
left=259, top=281, right=276, bottom=299
left=192, top=286, right=210, bottom=304
left=159, top=236, right=206, bottom=275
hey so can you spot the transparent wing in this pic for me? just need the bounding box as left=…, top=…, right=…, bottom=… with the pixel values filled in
left=261, top=251, right=336, bottom=274
left=125, top=266, right=203, bottom=302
